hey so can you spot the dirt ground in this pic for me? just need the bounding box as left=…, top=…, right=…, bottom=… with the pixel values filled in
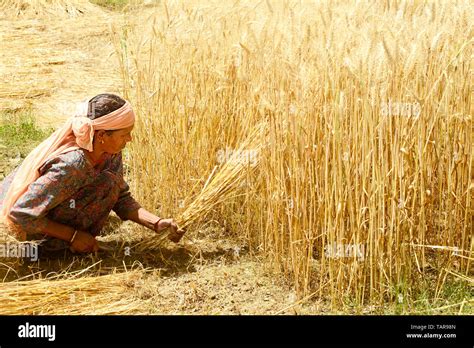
left=0, top=5, right=326, bottom=315
left=0, top=216, right=326, bottom=314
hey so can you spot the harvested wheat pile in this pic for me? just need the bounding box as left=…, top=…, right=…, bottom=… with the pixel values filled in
left=0, top=269, right=147, bottom=314
left=0, top=2, right=122, bottom=125
left=0, top=0, right=100, bottom=18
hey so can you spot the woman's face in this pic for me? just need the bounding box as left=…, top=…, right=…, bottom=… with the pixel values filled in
left=99, top=125, right=134, bottom=154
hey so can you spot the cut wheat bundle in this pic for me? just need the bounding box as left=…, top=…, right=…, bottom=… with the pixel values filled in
left=0, top=1, right=119, bottom=123
left=0, top=269, right=147, bottom=314
left=0, top=0, right=100, bottom=18
left=134, top=122, right=268, bottom=252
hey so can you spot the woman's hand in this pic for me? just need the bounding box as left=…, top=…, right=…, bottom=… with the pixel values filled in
left=168, top=228, right=186, bottom=243
left=154, top=218, right=186, bottom=243
left=70, top=230, right=99, bottom=253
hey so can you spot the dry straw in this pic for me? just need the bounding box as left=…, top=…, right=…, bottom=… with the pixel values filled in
left=0, top=0, right=98, bottom=18
left=0, top=1, right=121, bottom=125
left=0, top=269, right=147, bottom=315
left=135, top=121, right=268, bottom=251
left=116, top=0, right=472, bottom=307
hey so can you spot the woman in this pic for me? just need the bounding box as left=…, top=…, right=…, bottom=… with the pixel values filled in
left=0, top=93, right=184, bottom=253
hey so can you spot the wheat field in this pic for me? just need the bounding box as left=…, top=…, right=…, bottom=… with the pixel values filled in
left=0, top=0, right=471, bottom=313
left=115, top=0, right=473, bottom=308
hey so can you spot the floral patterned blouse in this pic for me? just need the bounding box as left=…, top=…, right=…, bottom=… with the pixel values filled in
left=0, top=149, right=141, bottom=237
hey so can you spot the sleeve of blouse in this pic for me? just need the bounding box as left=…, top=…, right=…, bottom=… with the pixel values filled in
left=8, top=151, right=89, bottom=235
left=109, top=152, right=142, bottom=220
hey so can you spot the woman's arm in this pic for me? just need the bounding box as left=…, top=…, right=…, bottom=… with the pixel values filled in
left=107, top=154, right=160, bottom=231
left=39, top=219, right=97, bottom=252
left=122, top=207, right=160, bottom=230
left=109, top=153, right=184, bottom=242
left=122, top=207, right=184, bottom=242
left=41, top=218, right=75, bottom=241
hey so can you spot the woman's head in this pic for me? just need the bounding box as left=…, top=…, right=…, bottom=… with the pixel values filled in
left=87, top=93, right=134, bottom=154
left=87, top=94, right=126, bottom=120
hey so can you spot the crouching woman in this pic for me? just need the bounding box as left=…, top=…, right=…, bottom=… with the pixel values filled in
left=0, top=93, right=184, bottom=253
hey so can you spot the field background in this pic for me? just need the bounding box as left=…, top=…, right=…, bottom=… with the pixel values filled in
left=0, top=0, right=472, bottom=314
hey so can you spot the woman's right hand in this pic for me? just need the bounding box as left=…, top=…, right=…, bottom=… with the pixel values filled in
left=70, top=230, right=99, bottom=253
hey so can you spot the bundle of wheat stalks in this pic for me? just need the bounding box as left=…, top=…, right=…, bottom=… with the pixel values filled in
left=177, top=122, right=268, bottom=230
left=135, top=121, right=268, bottom=251
left=0, top=270, right=146, bottom=314
left=0, top=0, right=98, bottom=18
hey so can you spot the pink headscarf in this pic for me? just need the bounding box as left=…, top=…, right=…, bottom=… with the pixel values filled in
left=0, top=99, right=135, bottom=238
